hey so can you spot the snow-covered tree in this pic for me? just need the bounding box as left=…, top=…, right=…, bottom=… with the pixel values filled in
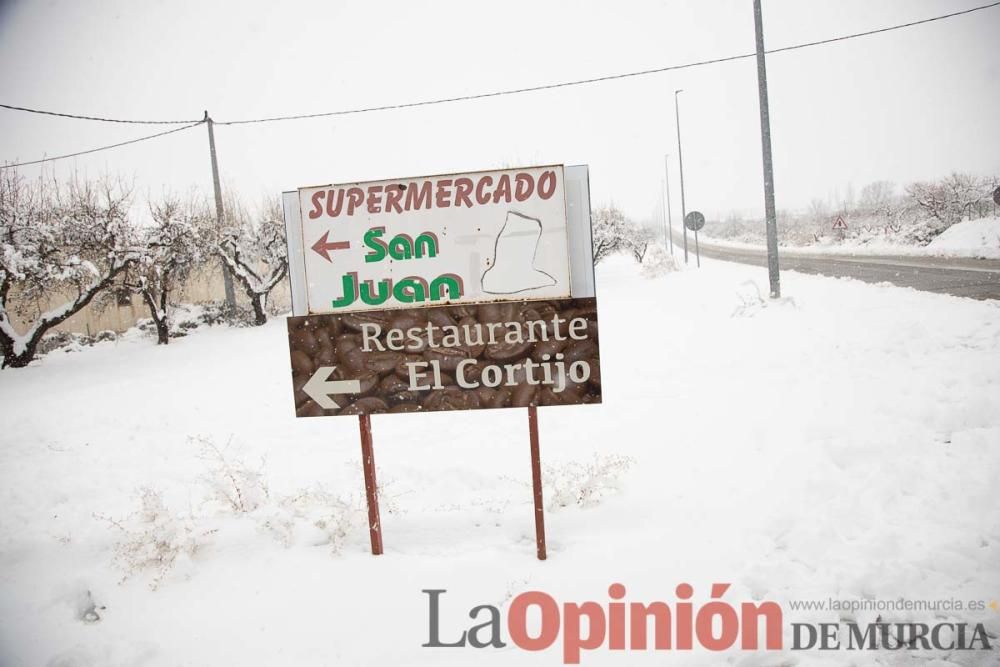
left=857, top=181, right=895, bottom=218
left=623, top=223, right=655, bottom=263
left=209, top=195, right=287, bottom=326
left=127, top=197, right=208, bottom=345
left=906, top=173, right=989, bottom=230
left=0, top=170, right=139, bottom=368
left=591, top=205, right=629, bottom=265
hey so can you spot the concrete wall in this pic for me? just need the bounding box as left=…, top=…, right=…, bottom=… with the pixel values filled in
left=7, top=264, right=292, bottom=337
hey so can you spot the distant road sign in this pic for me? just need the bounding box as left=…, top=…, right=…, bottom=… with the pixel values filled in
left=832, top=215, right=848, bottom=230
left=993, top=186, right=1000, bottom=206
left=684, top=211, right=705, bottom=231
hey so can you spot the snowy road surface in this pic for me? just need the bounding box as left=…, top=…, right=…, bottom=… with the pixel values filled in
left=690, top=241, right=1000, bottom=300
left=1, top=256, right=998, bottom=666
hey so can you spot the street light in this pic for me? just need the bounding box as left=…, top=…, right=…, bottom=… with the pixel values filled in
left=674, top=89, right=688, bottom=265
left=663, top=154, right=674, bottom=254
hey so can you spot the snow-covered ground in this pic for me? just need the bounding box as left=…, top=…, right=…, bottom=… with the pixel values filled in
left=697, top=217, right=1000, bottom=259
left=927, top=218, right=1000, bottom=259
left=1, top=255, right=999, bottom=666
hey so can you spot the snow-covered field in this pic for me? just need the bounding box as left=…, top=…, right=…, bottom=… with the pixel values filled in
left=699, top=217, right=1000, bottom=259
left=1, top=255, right=999, bottom=666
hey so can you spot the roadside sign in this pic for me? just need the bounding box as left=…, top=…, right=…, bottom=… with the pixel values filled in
left=832, top=215, right=848, bottom=230
left=294, top=165, right=572, bottom=315
left=284, top=165, right=600, bottom=417
left=281, top=164, right=600, bottom=559
left=288, top=297, right=601, bottom=417
left=282, top=165, right=601, bottom=560
left=684, top=210, right=705, bottom=231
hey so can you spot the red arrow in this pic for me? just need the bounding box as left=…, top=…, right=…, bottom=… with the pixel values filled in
left=311, top=231, right=351, bottom=262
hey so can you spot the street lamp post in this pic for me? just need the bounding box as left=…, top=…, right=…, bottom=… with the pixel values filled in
left=664, top=154, right=674, bottom=254
left=674, top=89, right=688, bottom=265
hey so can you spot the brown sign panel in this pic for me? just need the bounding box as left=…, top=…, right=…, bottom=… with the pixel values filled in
left=288, top=297, right=601, bottom=417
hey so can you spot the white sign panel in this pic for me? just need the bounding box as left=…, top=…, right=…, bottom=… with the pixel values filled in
left=295, top=165, right=570, bottom=314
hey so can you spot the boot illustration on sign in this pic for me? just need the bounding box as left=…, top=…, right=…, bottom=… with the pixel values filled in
left=481, top=211, right=558, bottom=294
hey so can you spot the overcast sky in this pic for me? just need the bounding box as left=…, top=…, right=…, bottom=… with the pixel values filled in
left=1, top=0, right=997, bottom=225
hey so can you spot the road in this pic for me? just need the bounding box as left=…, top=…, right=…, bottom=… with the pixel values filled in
left=684, top=239, right=1000, bottom=300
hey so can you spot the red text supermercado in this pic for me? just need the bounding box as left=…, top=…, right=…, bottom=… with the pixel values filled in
left=306, top=169, right=560, bottom=219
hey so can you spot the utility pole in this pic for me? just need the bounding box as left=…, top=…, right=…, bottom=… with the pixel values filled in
left=663, top=154, right=674, bottom=254
left=205, top=111, right=237, bottom=309
left=752, top=1, right=781, bottom=298
left=674, top=90, right=688, bottom=265
left=660, top=179, right=668, bottom=252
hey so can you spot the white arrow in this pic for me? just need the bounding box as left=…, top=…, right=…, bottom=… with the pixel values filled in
left=302, top=366, right=362, bottom=409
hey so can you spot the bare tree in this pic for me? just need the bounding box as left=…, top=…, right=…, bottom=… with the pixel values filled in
left=858, top=181, right=895, bottom=217
left=209, top=194, right=287, bottom=325
left=0, top=170, right=139, bottom=368
left=906, top=173, right=989, bottom=227
left=127, top=196, right=208, bottom=344
left=624, top=223, right=655, bottom=263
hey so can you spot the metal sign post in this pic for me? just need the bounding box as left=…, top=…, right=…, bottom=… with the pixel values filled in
left=685, top=211, right=705, bottom=268
left=832, top=215, right=848, bottom=241
left=527, top=406, right=546, bottom=560
left=358, top=414, right=383, bottom=555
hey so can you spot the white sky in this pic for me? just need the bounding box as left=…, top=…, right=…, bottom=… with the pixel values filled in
left=1, top=0, right=998, bottom=224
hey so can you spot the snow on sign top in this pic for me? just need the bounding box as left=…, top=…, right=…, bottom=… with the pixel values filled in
left=294, top=165, right=571, bottom=315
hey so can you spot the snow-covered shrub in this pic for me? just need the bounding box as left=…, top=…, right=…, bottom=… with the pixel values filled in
left=136, top=302, right=227, bottom=338
left=193, top=436, right=269, bottom=513
left=640, top=244, right=676, bottom=278
left=36, top=329, right=119, bottom=356
left=262, top=488, right=367, bottom=553
left=732, top=281, right=766, bottom=318
left=98, top=488, right=215, bottom=590
left=543, top=454, right=635, bottom=511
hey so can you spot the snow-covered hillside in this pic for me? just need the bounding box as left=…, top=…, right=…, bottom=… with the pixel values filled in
left=927, top=217, right=1000, bottom=259
left=699, top=217, right=1000, bottom=259
left=1, top=256, right=998, bottom=666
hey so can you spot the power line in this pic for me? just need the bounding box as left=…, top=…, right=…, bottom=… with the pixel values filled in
left=767, top=1, right=999, bottom=55
left=216, top=0, right=1000, bottom=126
left=0, top=121, right=204, bottom=169
left=0, top=0, right=995, bottom=139
left=0, top=103, right=201, bottom=125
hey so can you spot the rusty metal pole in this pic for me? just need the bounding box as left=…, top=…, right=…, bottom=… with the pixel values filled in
left=527, top=406, right=547, bottom=561
left=358, top=414, right=384, bottom=555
